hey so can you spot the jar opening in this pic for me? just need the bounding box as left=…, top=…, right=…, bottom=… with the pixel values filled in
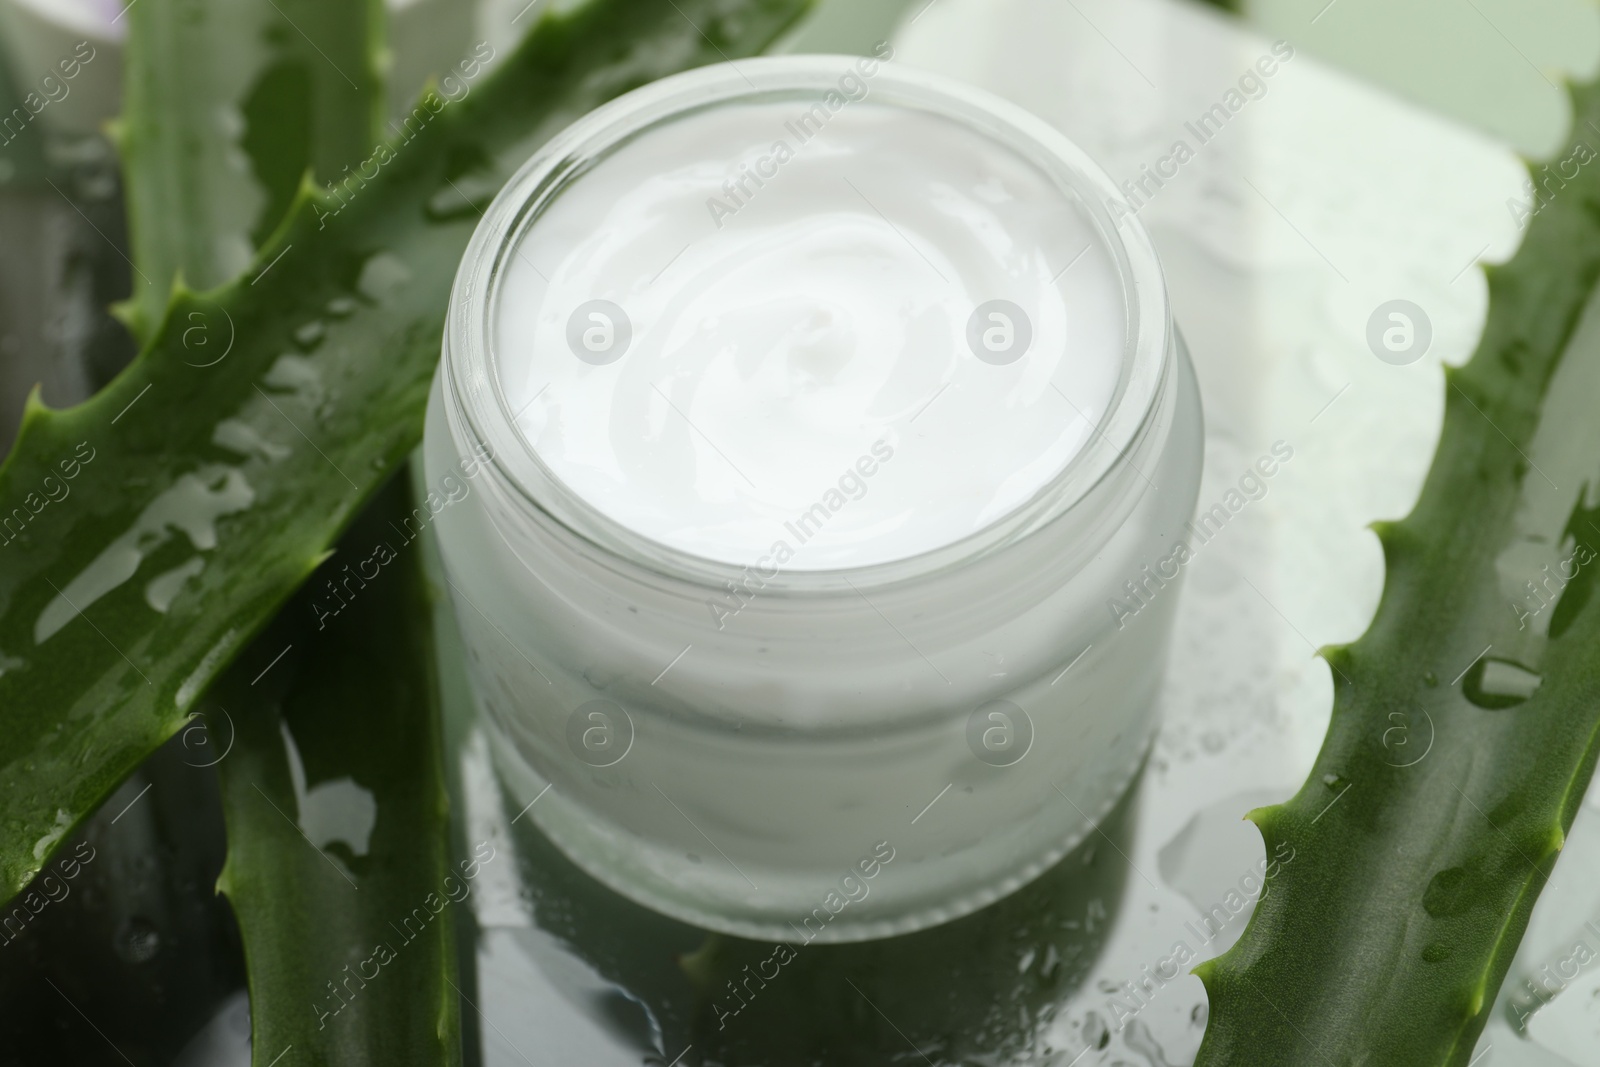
left=444, top=56, right=1172, bottom=594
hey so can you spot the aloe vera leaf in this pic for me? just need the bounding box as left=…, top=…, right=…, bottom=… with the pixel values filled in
left=1194, top=79, right=1600, bottom=1065
left=209, top=474, right=461, bottom=1065
left=119, top=0, right=386, bottom=336
left=0, top=0, right=815, bottom=905
left=117, top=0, right=469, bottom=1059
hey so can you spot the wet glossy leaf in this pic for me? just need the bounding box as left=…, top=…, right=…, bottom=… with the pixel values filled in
left=118, top=2, right=467, bottom=1061
left=118, top=0, right=387, bottom=336
left=0, top=0, right=814, bottom=904
left=210, top=474, right=461, bottom=1066
left=1195, top=78, right=1600, bottom=1066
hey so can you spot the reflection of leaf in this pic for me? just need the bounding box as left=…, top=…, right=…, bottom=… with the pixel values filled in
left=0, top=0, right=815, bottom=905
left=239, top=59, right=316, bottom=248
left=681, top=788, right=1135, bottom=1065
left=1548, top=495, right=1600, bottom=638
left=212, top=474, right=462, bottom=1065
left=1196, top=79, right=1600, bottom=1066
left=119, top=0, right=386, bottom=335
left=0, top=39, right=45, bottom=187
left=501, top=769, right=1136, bottom=1065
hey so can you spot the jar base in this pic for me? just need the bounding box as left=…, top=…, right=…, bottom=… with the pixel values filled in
left=485, top=713, right=1157, bottom=944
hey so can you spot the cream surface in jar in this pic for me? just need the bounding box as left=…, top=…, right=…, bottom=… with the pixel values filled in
left=494, top=87, right=1125, bottom=571
left=427, top=55, right=1202, bottom=941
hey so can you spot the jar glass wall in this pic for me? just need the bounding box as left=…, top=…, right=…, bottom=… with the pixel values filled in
left=425, top=56, right=1203, bottom=942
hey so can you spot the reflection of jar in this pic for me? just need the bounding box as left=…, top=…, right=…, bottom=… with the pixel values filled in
left=425, top=57, right=1203, bottom=942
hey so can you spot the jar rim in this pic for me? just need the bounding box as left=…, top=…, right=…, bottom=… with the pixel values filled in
left=441, top=54, right=1174, bottom=595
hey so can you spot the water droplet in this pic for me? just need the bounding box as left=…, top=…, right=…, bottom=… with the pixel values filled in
left=326, top=296, right=357, bottom=318
left=116, top=917, right=161, bottom=963
left=293, top=320, right=326, bottom=349
left=1423, top=867, right=1473, bottom=918
left=79, top=169, right=116, bottom=201
left=212, top=418, right=290, bottom=463
left=1322, top=773, right=1347, bottom=790
left=144, top=556, right=204, bottom=613
left=1423, top=671, right=1439, bottom=687
left=262, top=354, right=324, bottom=402
left=1081, top=1010, right=1109, bottom=1049
left=34, top=467, right=253, bottom=645
left=1125, top=1018, right=1178, bottom=1066
left=357, top=252, right=413, bottom=305
left=1463, top=657, right=1542, bottom=709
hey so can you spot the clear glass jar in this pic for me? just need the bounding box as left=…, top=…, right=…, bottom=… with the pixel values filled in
left=425, top=56, right=1202, bottom=942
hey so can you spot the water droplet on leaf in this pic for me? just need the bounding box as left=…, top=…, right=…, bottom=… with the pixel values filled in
left=1423, top=866, right=1473, bottom=918
left=293, top=320, right=327, bottom=349
left=116, top=917, right=161, bottom=963
left=1081, top=1010, right=1109, bottom=1048
left=1463, top=657, right=1542, bottom=709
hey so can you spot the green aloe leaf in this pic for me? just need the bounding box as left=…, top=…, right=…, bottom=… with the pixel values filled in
left=1195, top=79, right=1600, bottom=1065
left=0, top=0, right=815, bottom=905
left=118, top=1, right=467, bottom=1060
left=118, top=0, right=386, bottom=335
left=209, top=473, right=461, bottom=1066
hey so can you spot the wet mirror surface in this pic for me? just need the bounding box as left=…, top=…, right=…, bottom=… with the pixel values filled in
left=5, top=1, right=1600, bottom=1065
left=469, top=760, right=1139, bottom=1067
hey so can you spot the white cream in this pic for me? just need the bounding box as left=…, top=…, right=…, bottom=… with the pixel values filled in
left=495, top=100, right=1125, bottom=569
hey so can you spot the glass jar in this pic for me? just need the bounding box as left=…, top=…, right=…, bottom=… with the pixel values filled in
left=425, top=56, right=1202, bottom=942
